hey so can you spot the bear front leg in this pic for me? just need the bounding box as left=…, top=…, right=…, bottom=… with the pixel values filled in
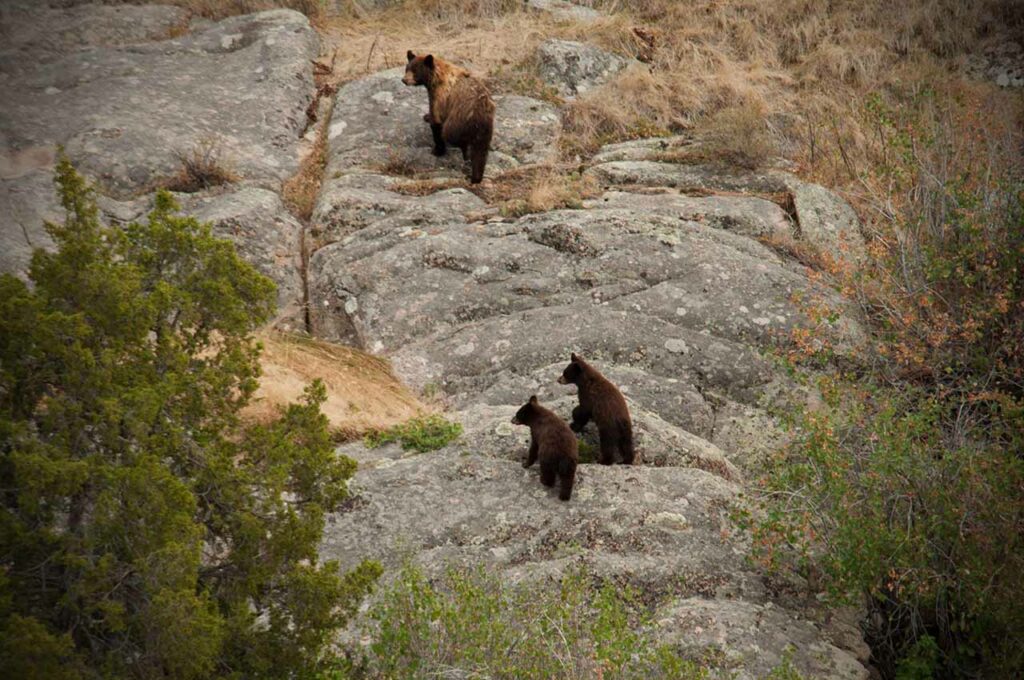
left=569, top=405, right=590, bottom=433
left=430, top=123, right=447, bottom=156
left=523, top=438, right=538, bottom=468
left=539, top=460, right=557, bottom=487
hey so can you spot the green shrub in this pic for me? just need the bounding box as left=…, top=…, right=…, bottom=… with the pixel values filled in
left=364, top=414, right=463, bottom=452
left=751, top=89, right=1024, bottom=679
left=334, top=563, right=708, bottom=680
left=0, top=155, right=379, bottom=678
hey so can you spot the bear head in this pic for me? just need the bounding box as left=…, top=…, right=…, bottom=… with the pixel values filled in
left=557, top=353, right=587, bottom=386
left=511, top=395, right=541, bottom=425
left=403, top=51, right=435, bottom=86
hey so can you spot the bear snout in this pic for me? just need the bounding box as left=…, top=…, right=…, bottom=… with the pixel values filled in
left=557, top=376, right=568, bottom=384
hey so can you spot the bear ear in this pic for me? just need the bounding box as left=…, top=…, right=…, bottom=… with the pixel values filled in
left=570, top=352, right=580, bottom=362
left=529, top=395, right=538, bottom=404
left=407, top=50, right=415, bottom=62
left=423, top=54, right=435, bottom=69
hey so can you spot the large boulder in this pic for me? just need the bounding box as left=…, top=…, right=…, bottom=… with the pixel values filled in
left=535, top=39, right=630, bottom=98
left=0, top=5, right=318, bottom=330
left=313, top=57, right=870, bottom=675
left=1, top=9, right=317, bottom=200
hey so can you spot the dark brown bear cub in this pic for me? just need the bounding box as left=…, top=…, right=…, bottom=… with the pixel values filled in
left=558, top=353, right=635, bottom=465
left=403, top=51, right=495, bottom=184
left=512, top=395, right=578, bottom=501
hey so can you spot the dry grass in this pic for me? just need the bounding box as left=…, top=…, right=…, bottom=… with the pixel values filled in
left=319, top=0, right=1022, bottom=192
left=488, top=165, right=600, bottom=216
left=158, top=0, right=326, bottom=22
left=161, top=137, right=238, bottom=193
left=245, top=330, right=432, bottom=439
left=283, top=75, right=338, bottom=219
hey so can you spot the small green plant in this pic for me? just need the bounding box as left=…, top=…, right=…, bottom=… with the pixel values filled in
left=364, top=414, right=463, bottom=452
left=576, top=439, right=598, bottom=463
left=336, top=563, right=708, bottom=679
left=765, top=648, right=806, bottom=679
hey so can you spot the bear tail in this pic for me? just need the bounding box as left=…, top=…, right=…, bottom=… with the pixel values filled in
left=620, top=421, right=635, bottom=465
left=558, top=456, right=576, bottom=501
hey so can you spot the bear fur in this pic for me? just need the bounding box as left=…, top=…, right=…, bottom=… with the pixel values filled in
left=403, top=51, right=495, bottom=184
left=558, top=353, right=635, bottom=465
left=512, top=395, right=578, bottom=501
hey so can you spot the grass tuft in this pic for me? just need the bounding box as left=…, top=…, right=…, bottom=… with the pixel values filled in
left=161, top=137, right=238, bottom=193
left=364, top=414, right=463, bottom=453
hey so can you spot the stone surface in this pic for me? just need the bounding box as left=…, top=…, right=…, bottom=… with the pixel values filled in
left=792, top=181, right=864, bottom=258
left=320, top=68, right=559, bottom=181
left=0, top=2, right=187, bottom=57
left=0, top=5, right=318, bottom=333
left=535, top=39, right=629, bottom=98
left=0, top=168, right=60, bottom=278
left=177, top=188, right=306, bottom=330
left=965, top=40, right=1024, bottom=88
left=585, top=190, right=793, bottom=239
left=526, top=0, right=603, bottom=22
left=313, top=60, right=870, bottom=677
left=655, top=597, right=868, bottom=680
left=1, top=9, right=317, bottom=199
left=586, top=160, right=795, bottom=194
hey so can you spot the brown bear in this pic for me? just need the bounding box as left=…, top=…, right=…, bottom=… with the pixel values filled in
left=512, top=395, right=578, bottom=501
left=402, top=51, right=495, bottom=184
left=558, top=353, right=635, bottom=465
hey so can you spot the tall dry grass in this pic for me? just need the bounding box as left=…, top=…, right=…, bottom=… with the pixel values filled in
left=321, top=0, right=1023, bottom=185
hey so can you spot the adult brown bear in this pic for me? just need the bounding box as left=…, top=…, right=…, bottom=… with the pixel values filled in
left=403, top=51, right=495, bottom=184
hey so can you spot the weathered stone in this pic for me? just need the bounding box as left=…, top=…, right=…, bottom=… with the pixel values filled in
left=589, top=135, right=693, bottom=163
left=655, top=597, right=869, bottom=680
left=792, top=181, right=864, bottom=258
left=320, top=68, right=559, bottom=185
left=526, top=0, right=603, bottom=22
left=0, top=168, right=59, bottom=277
left=1, top=9, right=317, bottom=199
left=0, top=2, right=187, bottom=58
left=535, top=39, right=629, bottom=98
left=586, top=160, right=795, bottom=193
left=176, top=188, right=306, bottom=330
left=586, top=190, right=793, bottom=239
left=310, top=172, right=485, bottom=249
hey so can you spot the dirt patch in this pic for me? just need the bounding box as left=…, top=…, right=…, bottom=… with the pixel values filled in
left=245, top=331, right=432, bottom=439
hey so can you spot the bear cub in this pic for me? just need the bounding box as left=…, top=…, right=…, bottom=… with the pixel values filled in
left=403, top=51, right=495, bottom=184
left=512, top=395, right=578, bottom=501
left=558, top=353, right=635, bottom=465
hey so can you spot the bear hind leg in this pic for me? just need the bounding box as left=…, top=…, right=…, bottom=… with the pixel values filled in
left=618, top=422, right=635, bottom=465
left=539, top=460, right=557, bottom=487
left=597, top=425, right=618, bottom=465
left=558, top=457, right=576, bottom=501
left=468, top=143, right=488, bottom=184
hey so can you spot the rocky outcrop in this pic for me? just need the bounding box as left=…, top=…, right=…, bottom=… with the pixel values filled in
left=0, top=4, right=316, bottom=322
left=2, top=5, right=872, bottom=676
left=312, top=69, right=560, bottom=245
left=536, top=39, right=630, bottom=98
left=312, top=52, right=870, bottom=679
left=526, top=0, right=603, bottom=23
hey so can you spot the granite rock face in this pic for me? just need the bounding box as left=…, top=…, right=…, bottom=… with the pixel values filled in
left=0, top=5, right=317, bottom=324
left=2, top=6, right=872, bottom=675
left=314, top=60, right=870, bottom=680
left=536, top=38, right=630, bottom=98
